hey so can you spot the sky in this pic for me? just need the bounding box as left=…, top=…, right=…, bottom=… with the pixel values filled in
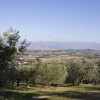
left=0, top=0, right=100, bottom=43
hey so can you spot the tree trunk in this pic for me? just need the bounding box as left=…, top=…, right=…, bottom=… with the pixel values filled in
left=26, top=78, right=29, bottom=87
left=17, top=80, right=20, bottom=87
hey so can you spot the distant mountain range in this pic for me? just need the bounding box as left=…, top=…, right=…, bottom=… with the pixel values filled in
left=27, top=41, right=100, bottom=50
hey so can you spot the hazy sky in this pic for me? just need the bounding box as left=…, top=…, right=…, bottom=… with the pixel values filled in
left=0, top=0, right=100, bottom=42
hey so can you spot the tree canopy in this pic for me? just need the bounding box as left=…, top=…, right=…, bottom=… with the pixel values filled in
left=0, top=28, right=30, bottom=87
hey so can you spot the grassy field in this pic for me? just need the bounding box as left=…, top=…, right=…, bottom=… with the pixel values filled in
left=0, top=84, right=100, bottom=100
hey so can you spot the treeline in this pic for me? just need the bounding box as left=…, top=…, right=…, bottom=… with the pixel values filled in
left=0, top=28, right=100, bottom=88
left=9, top=59, right=100, bottom=87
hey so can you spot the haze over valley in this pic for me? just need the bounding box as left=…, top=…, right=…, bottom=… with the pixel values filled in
left=28, top=41, right=100, bottom=50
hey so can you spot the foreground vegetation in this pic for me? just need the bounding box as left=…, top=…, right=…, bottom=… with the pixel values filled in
left=0, top=84, right=100, bottom=100
left=1, top=28, right=100, bottom=99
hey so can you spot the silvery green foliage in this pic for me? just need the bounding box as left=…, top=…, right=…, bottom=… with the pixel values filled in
left=67, top=59, right=99, bottom=85
left=34, top=61, right=67, bottom=86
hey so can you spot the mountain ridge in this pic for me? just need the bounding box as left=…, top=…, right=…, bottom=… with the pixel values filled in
left=27, top=41, right=100, bottom=50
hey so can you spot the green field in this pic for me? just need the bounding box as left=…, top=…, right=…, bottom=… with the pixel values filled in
left=0, top=84, right=100, bottom=100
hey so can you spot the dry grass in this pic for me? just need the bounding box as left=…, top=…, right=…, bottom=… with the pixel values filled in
left=0, top=84, right=100, bottom=100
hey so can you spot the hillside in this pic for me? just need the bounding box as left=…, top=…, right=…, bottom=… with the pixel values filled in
left=28, top=41, right=100, bottom=50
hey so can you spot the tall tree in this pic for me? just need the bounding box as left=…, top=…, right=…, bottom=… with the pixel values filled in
left=0, top=28, right=29, bottom=87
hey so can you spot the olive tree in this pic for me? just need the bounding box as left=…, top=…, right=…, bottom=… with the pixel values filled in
left=0, top=28, right=30, bottom=87
left=19, top=64, right=35, bottom=87
left=67, top=60, right=85, bottom=85
left=34, top=61, right=67, bottom=86
left=83, top=60, right=99, bottom=84
left=67, top=59, right=99, bottom=85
